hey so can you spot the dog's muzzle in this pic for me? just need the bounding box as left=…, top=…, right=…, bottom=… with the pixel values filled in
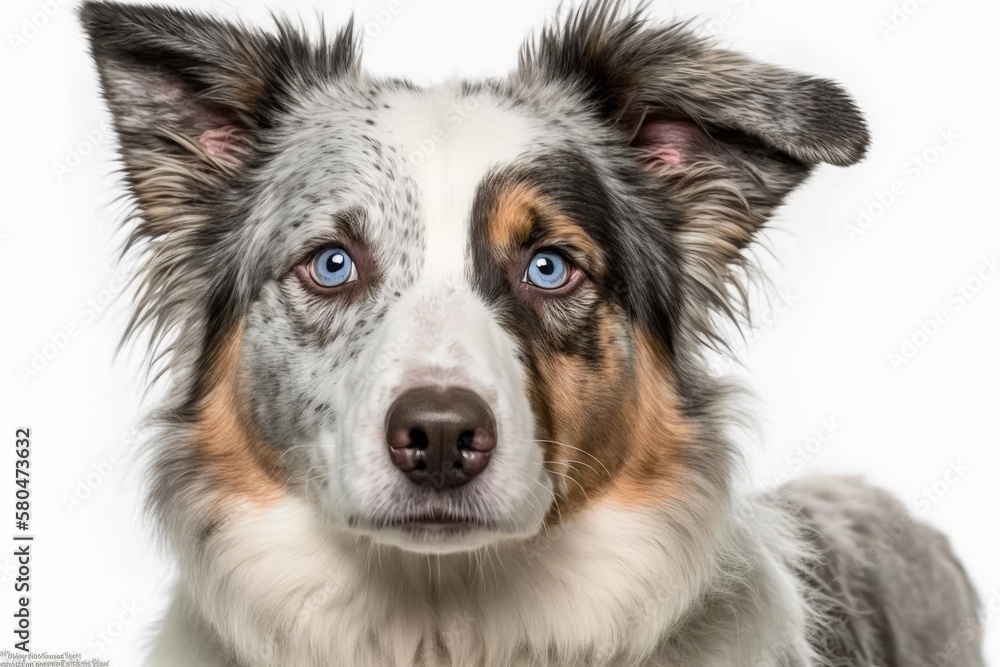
left=385, top=386, right=497, bottom=489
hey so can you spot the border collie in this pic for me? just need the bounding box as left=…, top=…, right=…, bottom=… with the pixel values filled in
left=79, top=1, right=984, bottom=665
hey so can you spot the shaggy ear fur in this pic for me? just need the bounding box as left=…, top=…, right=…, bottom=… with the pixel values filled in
left=79, top=1, right=359, bottom=163
left=516, top=0, right=870, bottom=338
left=78, top=1, right=359, bottom=382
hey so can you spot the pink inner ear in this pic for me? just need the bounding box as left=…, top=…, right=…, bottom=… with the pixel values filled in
left=199, top=126, right=242, bottom=157
left=632, top=119, right=703, bottom=168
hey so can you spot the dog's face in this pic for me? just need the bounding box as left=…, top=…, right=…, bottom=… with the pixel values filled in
left=82, top=1, right=868, bottom=554
left=242, top=93, right=574, bottom=551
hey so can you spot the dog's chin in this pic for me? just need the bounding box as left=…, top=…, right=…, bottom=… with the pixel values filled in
left=347, top=512, right=537, bottom=555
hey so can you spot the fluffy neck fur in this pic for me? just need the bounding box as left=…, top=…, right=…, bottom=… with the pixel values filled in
left=152, top=451, right=818, bottom=667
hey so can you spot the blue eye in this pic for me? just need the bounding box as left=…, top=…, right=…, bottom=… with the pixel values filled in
left=524, top=251, right=570, bottom=290
left=310, top=247, right=356, bottom=288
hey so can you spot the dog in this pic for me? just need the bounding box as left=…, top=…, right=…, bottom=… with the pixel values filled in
left=79, top=1, right=984, bottom=665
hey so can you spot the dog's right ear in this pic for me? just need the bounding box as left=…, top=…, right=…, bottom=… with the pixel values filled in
left=79, top=1, right=359, bottom=184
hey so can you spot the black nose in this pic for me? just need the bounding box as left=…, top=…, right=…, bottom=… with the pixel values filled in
left=386, top=387, right=496, bottom=489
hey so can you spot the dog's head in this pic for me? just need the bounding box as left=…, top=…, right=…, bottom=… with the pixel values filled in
left=81, top=1, right=867, bottom=554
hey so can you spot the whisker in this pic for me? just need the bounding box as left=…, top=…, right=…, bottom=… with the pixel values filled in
left=547, top=469, right=592, bottom=507
left=510, top=438, right=612, bottom=479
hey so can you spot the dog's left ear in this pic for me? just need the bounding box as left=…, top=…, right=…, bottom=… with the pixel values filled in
left=515, top=2, right=869, bottom=330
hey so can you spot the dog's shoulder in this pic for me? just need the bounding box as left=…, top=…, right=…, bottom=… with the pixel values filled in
left=768, top=475, right=984, bottom=667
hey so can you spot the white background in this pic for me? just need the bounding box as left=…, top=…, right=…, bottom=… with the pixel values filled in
left=1, top=0, right=998, bottom=663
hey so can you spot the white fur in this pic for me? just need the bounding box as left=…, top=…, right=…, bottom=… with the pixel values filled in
left=305, top=87, right=555, bottom=552
left=154, top=491, right=815, bottom=666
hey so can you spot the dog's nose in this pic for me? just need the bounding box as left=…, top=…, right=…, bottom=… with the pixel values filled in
left=386, top=387, right=496, bottom=489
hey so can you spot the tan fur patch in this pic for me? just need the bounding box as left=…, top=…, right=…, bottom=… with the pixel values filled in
left=488, top=179, right=691, bottom=517
left=604, top=330, right=693, bottom=506
left=534, top=321, right=692, bottom=519
left=192, top=324, right=285, bottom=506
left=489, top=181, right=604, bottom=272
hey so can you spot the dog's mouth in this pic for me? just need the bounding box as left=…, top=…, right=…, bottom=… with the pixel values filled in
left=347, top=510, right=506, bottom=552
left=351, top=510, right=497, bottom=531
